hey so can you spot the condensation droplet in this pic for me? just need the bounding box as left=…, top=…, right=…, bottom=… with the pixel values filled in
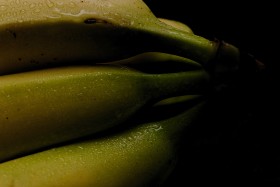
left=34, top=8, right=40, bottom=13
left=0, top=5, right=7, bottom=11
left=20, top=9, right=26, bottom=14
left=56, top=1, right=64, bottom=6
left=45, top=0, right=55, bottom=8
left=69, top=2, right=76, bottom=7
left=29, top=3, right=36, bottom=9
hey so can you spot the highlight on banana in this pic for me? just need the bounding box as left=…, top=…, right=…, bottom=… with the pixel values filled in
left=0, top=0, right=264, bottom=186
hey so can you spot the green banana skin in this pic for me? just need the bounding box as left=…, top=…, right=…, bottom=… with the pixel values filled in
left=0, top=0, right=239, bottom=75
left=0, top=95, right=205, bottom=187
left=0, top=61, right=210, bottom=162
left=159, top=18, right=194, bottom=34
left=105, top=52, right=202, bottom=73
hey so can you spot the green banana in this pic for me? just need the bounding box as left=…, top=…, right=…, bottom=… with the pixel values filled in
left=0, top=0, right=239, bottom=75
left=0, top=54, right=210, bottom=162
left=105, top=52, right=202, bottom=73
left=0, top=95, right=205, bottom=187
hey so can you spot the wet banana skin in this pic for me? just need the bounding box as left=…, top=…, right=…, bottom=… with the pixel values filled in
left=0, top=0, right=218, bottom=75
left=0, top=61, right=209, bottom=162
left=0, top=96, right=205, bottom=187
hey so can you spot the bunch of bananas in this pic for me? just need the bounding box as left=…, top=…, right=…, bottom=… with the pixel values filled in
left=0, top=0, right=262, bottom=186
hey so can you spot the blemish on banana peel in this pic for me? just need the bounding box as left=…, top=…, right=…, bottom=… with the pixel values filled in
left=30, top=59, right=40, bottom=64
left=83, top=18, right=96, bottom=24
left=83, top=18, right=108, bottom=24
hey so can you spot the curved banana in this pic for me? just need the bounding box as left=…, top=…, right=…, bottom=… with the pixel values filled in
left=0, top=0, right=239, bottom=75
left=0, top=95, right=205, bottom=187
left=105, top=52, right=202, bottom=73
left=0, top=55, right=210, bottom=162
left=159, top=18, right=193, bottom=34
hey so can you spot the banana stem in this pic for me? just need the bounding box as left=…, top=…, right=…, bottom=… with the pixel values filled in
left=144, top=24, right=264, bottom=76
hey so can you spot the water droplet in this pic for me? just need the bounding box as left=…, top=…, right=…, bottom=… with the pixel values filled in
left=0, top=5, right=7, bottom=11
left=29, top=3, right=36, bottom=9
left=34, top=8, right=40, bottom=13
left=45, top=0, right=55, bottom=8
left=20, top=9, right=26, bottom=14
left=69, top=2, right=76, bottom=7
left=56, top=1, right=64, bottom=6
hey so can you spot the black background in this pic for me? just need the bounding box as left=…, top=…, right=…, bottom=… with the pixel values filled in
left=143, top=1, right=279, bottom=186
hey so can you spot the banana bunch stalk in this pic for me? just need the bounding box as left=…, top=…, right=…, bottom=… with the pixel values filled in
left=0, top=0, right=263, bottom=186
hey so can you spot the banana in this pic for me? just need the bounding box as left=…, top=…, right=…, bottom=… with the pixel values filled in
left=105, top=52, right=202, bottom=73
left=0, top=95, right=205, bottom=187
left=0, top=0, right=240, bottom=75
left=158, top=18, right=193, bottom=34
left=0, top=55, right=210, bottom=162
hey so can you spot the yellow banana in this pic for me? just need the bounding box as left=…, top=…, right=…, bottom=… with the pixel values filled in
left=0, top=0, right=240, bottom=75
left=0, top=95, right=205, bottom=187
left=159, top=18, right=193, bottom=34
left=0, top=54, right=210, bottom=162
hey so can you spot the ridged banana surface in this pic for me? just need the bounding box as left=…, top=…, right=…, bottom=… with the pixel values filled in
left=0, top=95, right=205, bottom=187
left=0, top=53, right=210, bottom=162
left=0, top=0, right=239, bottom=75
